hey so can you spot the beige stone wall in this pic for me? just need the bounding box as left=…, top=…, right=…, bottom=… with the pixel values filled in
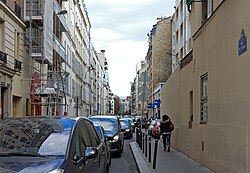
left=161, top=0, right=250, bottom=172
left=152, top=17, right=172, bottom=89
left=1, top=2, right=29, bottom=116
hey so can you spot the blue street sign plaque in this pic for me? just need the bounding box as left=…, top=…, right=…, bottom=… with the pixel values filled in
left=238, top=29, right=247, bottom=55
left=154, top=99, right=161, bottom=106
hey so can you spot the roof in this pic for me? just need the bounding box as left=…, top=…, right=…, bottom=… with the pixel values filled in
left=89, top=115, right=119, bottom=119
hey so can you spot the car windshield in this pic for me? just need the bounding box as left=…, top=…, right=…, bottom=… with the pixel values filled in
left=120, top=120, right=128, bottom=129
left=90, top=118, right=118, bottom=132
left=0, top=117, right=72, bottom=157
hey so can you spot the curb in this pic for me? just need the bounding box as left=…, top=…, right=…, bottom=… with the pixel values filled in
left=129, top=142, right=151, bottom=173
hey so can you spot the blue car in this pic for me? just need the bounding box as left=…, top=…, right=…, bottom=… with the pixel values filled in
left=89, top=115, right=124, bottom=158
left=94, top=124, right=111, bottom=167
left=0, top=116, right=107, bottom=173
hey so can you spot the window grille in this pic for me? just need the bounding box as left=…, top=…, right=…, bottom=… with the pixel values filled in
left=200, top=73, right=208, bottom=123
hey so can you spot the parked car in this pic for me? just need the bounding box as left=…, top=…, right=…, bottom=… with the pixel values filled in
left=94, top=124, right=112, bottom=167
left=121, top=117, right=135, bottom=132
left=0, top=116, right=108, bottom=173
left=120, top=118, right=133, bottom=139
left=89, top=115, right=124, bottom=157
left=148, top=119, right=160, bottom=137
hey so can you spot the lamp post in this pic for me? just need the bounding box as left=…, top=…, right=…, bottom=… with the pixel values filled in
left=55, top=8, right=68, bottom=116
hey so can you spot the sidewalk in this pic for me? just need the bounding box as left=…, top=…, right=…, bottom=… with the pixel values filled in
left=130, top=139, right=215, bottom=173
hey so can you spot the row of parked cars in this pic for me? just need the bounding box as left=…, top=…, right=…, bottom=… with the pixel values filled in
left=0, top=115, right=135, bottom=173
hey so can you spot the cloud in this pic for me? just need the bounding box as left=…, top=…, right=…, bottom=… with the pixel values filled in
left=85, top=0, right=175, bottom=96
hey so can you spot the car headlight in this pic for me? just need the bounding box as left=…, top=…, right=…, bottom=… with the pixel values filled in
left=48, top=169, right=64, bottom=173
left=113, top=135, right=119, bottom=141
left=125, top=129, right=130, bottom=132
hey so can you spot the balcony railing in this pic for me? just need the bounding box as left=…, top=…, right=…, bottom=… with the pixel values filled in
left=14, top=59, right=22, bottom=71
left=53, top=34, right=66, bottom=62
left=0, top=51, right=7, bottom=64
left=14, top=2, right=21, bottom=18
left=53, top=0, right=68, bottom=32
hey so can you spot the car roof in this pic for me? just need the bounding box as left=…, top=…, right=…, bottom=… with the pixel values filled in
left=89, top=115, right=119, bottom=120
left=1, top=116, right=90, bottom=131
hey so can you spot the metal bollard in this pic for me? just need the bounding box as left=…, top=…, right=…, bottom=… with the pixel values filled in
left=145, top=134, right=148, bottom=157
left=153, top=139, right=158, bottom=169
left=142, top=132, right=145, bottom=153
left=139, top=129, right=142, bottom=149
left=148, top=136, right=151, bottom=163
left=136, top=127, right=139, bottom=145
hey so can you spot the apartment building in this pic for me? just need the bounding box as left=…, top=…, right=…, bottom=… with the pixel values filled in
left=135, top=61, right=148, bottom=117
left=161, top=0, right=250, bottom=172
left=172, top=0, right=192, bottom=72
left=146, top=16, right=172, bottom=119
left=0, top=0, right=29, bottom=118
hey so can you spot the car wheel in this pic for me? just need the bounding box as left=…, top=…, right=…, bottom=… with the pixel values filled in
left=105, top=162, right=109, bottom=173
left=109, top=156, right=112, bottom=166
left=121, top=141, right=124, bottom=153
left=116, top=151, right=122, bottom=158
left=130, top=133, right=133, bottom=139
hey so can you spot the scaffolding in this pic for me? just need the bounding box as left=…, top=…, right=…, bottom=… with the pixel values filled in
left=25, top=0, right=67, bottom=116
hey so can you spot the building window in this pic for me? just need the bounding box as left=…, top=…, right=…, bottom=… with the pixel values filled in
left=202, top=0, right=213, bottom=22
left=200, top=73, right=208, bottom=123
left=14, top=31, right=20, bottom=59
left=189, top=91, right=193, bottom=129
left=207, top=0, right=213, bottom=18
left=0, top=21, right=4, bottom=49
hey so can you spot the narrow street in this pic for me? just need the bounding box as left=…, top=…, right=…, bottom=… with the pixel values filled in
left=109, top=135, right=138, bottom=173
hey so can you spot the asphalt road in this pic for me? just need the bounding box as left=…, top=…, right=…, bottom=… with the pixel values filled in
left=109, top=134, right=139, bottom=173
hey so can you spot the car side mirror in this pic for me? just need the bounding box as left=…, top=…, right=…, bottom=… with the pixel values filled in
left=81, top=147, right=98, bottom=165
left=104, top=135, right=109, bottom=141
left=85, top=147, right=98, bottom=159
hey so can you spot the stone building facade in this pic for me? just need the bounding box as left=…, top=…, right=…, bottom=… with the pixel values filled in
left=0, top=0, right=29, bottom=118
left=161, top=0, right=250, bottom=172
left=147, top=16, right=172, bottom=118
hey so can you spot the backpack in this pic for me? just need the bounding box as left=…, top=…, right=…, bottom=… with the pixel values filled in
left=153, top=123, right=160, bottom=139
left=169, top=121, right=174, bottom=132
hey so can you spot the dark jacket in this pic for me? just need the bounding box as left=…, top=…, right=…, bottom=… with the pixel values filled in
left=160, top=119, right=174, bottom=133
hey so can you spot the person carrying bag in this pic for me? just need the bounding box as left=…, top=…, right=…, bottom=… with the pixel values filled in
left=160, top=114, right=174, bottom=152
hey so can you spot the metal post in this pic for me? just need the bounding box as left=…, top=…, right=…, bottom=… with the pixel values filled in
left=145, top=134, right=148, bottom=157
left=142, top=132, right=145, bottom=153
left=148, top=136, right=151, bottom=163
left=76, top=97, right=78, bottom=117
left=136, top=127, right=139, bottom=145
left=153, top=139, right=158, bottom=169
left=139, top=129, right=142, bottom=149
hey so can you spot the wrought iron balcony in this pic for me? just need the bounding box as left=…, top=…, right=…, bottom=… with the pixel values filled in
left=14, top=2, right=21, bottom=18
left=0, top=50, right=7, bottom=64
left=14, top=59, right=22, bottom=71
left=53, top=34, right=66, bottom=62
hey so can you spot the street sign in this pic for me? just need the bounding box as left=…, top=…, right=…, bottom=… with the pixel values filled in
left=147, top=103, right=154, bottom=108
left=154, top=99, right=161, bottom=106
left=139, top=72, right=149, bottom=82
left=139, top=93, right=147, bottom=102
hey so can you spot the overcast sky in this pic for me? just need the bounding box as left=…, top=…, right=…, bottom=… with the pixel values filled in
left=85, top=0, right=175, bottom=97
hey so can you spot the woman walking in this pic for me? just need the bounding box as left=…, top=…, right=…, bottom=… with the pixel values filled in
left=160, top=115, right=174, bottom=152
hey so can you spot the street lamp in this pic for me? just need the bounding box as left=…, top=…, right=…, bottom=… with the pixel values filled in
left=57, top=9, right=67, bottom=15
left=54, top=8, right=68, bottom=115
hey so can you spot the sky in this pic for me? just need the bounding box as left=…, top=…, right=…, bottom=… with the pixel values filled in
left=84, top=0, right=175, bottom=97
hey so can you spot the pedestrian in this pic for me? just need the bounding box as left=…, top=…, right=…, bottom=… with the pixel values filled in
left=160, top=114, right=174, bottom=152
left=152, top=121, right=160, bottom=139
